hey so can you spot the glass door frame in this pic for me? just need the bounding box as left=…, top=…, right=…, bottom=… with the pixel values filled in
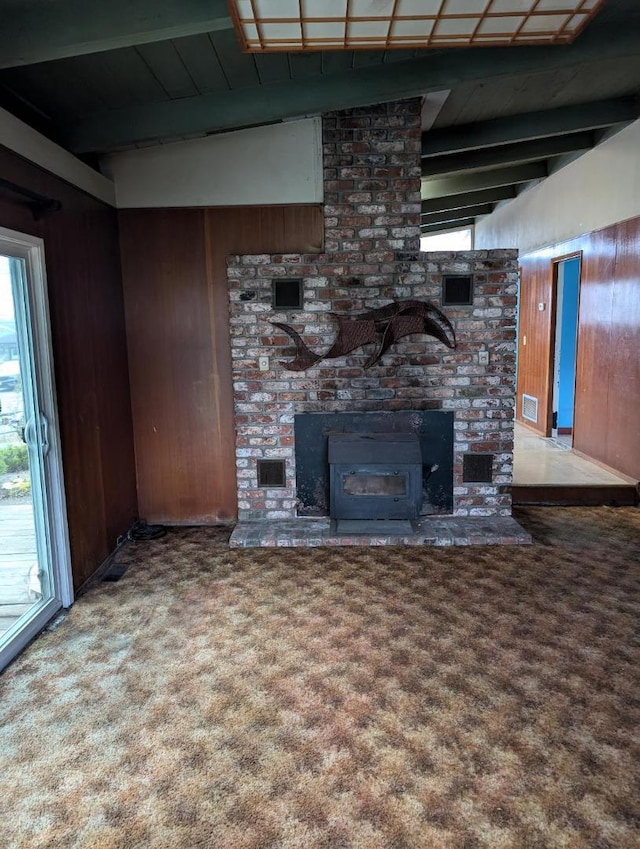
left=0, top=226, right=73, bottom=672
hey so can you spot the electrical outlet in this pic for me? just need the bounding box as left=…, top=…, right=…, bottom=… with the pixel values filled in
left=478, top=350, right=489, bottom=366
left=258, top=355, right=269, bottom=371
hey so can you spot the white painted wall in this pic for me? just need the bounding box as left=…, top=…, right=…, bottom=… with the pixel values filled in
left=475, top=118, right=640, bottom=254
left=0, top=107, right=116, bottom=206
left=101, top=118, right=323, bottom=209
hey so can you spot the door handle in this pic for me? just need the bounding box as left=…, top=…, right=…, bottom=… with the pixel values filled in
left=23, top=416, right=36, bottom=447
left=21, top=414, right=50, bottom=456
left=40, top=412, right=50, bottom=457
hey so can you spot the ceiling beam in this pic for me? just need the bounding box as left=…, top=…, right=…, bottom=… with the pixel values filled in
left=421, top=218, right=476, bottom=234
left=421, top=186, right=517, bottom=214
left=64, top=19, right=640, bottom=154
left=421, top=132, right=594, bottom=178
left=0, top=0, right=232, bottom=69
left=422, top=163, right=547, bottom=199
left=421, top=97, right=638, bottom=157
left=421, top=204, right=494, bottom=226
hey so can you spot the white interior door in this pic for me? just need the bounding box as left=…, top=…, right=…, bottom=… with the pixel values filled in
left=0, top=228, right=72, bottom=673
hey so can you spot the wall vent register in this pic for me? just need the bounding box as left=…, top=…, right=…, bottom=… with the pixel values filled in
left=522, top=393, right=539, bottom=423
left=272, top=278, right=303, bottom=310
left=462, top=453, right=493, bottom=484
left=442, top=274, right=473, bottom=306
left=257, top=459, right=286, bottom=488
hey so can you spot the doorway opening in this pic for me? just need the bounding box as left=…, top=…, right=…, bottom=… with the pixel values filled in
left=0, top=228, right=72, bottom=673
left=513, top=250, right=635, bottom=499
left=550, top=254, right=581, bottom=444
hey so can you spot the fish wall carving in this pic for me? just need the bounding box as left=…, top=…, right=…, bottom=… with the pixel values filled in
left=271, top=299, right=456, bottom=371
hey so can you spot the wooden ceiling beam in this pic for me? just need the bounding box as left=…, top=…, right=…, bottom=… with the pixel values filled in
left=421, top=97, right=638, bottom=157
left=422, top=163, right=547, bottom=199
left=0, top=0, right=232, bottom=69
left=422, top=131, right=595, bottom=178
left=422, top=162, right=549, bottom=200
left=63, top=19, right=640, bottom=153
left=421, top=185, right=517, bottom=214
left=421, top=203, right=494, bottom=226
left=421, top=218, right=476, bottom=234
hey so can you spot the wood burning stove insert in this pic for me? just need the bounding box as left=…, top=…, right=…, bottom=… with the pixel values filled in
left=294, top=412, right=454, bottom=517
left=328, top=433, right=423, bottom=527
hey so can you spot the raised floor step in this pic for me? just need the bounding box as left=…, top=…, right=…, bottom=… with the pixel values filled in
left=512, top=484, right=638, bottom=507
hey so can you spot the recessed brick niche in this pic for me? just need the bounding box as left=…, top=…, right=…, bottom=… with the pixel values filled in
left=227, top=99, right=518, bottom=526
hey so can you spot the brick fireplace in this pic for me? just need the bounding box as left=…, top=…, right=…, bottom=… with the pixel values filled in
left=227, top=98, right=525, bottom=544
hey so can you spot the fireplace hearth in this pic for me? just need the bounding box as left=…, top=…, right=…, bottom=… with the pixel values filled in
left=329, top=433, right=422, bottom=531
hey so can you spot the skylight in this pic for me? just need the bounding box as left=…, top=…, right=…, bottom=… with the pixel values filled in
left=229, top=0, right=604, bottom=52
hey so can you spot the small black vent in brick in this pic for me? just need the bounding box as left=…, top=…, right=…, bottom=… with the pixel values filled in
left=257, top=459, right=286, bottom=488
left=463, top=453, right=493, bottom=483
left=443, top=274, right=473, bottom=306
left=272, top=278, right=303, bottom=310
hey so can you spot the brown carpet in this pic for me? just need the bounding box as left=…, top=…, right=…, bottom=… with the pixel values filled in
left=0, top=507, right=639, bottom=849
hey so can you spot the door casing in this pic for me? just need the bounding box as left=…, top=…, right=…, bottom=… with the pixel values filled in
left=547, top=251, right=582, bottom=439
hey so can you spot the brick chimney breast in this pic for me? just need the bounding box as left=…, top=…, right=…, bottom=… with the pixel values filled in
left=227, top=99, right=518, bottom=521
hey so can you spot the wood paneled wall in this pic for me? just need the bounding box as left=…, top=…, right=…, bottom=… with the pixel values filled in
left=515, top=252, right=557, bottom=436
left=119, top=205, right=323, bottom=523
left=0, top=145, right=138, bottom=588
left=517, top=214, right=640, bottom=481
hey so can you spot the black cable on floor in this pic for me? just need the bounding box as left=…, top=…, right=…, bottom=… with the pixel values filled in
left=128, top=519, right=167, bottom=541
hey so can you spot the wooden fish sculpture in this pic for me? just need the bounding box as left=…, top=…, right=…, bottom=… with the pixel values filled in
left=271, top=299, right=456, bottom=371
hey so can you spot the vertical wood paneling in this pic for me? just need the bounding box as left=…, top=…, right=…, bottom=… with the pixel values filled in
left=573, top=230, right=616, bottom=465
left=0, top=144, right=138, bottom=588
left=120, top=204, right=323, bottom=524
left=518, top=213, right=640, bottom=482
left=516, top=253, right=555, bottom=435
left=586, top=219, right=640, bottom=480
left=119, top=209, right=223, bottom=524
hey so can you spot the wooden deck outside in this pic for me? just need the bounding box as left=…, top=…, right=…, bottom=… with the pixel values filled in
left=0, top=501, right=38, bottom=638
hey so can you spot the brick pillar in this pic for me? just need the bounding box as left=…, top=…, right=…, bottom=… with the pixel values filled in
left=322, top=99, right=422, bottom=257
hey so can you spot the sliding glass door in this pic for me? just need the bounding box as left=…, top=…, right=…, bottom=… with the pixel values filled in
left=0, top=229, right=72, bottom=672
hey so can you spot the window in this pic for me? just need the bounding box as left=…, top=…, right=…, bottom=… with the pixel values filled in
left=420, top=227, right=473, bottom=252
